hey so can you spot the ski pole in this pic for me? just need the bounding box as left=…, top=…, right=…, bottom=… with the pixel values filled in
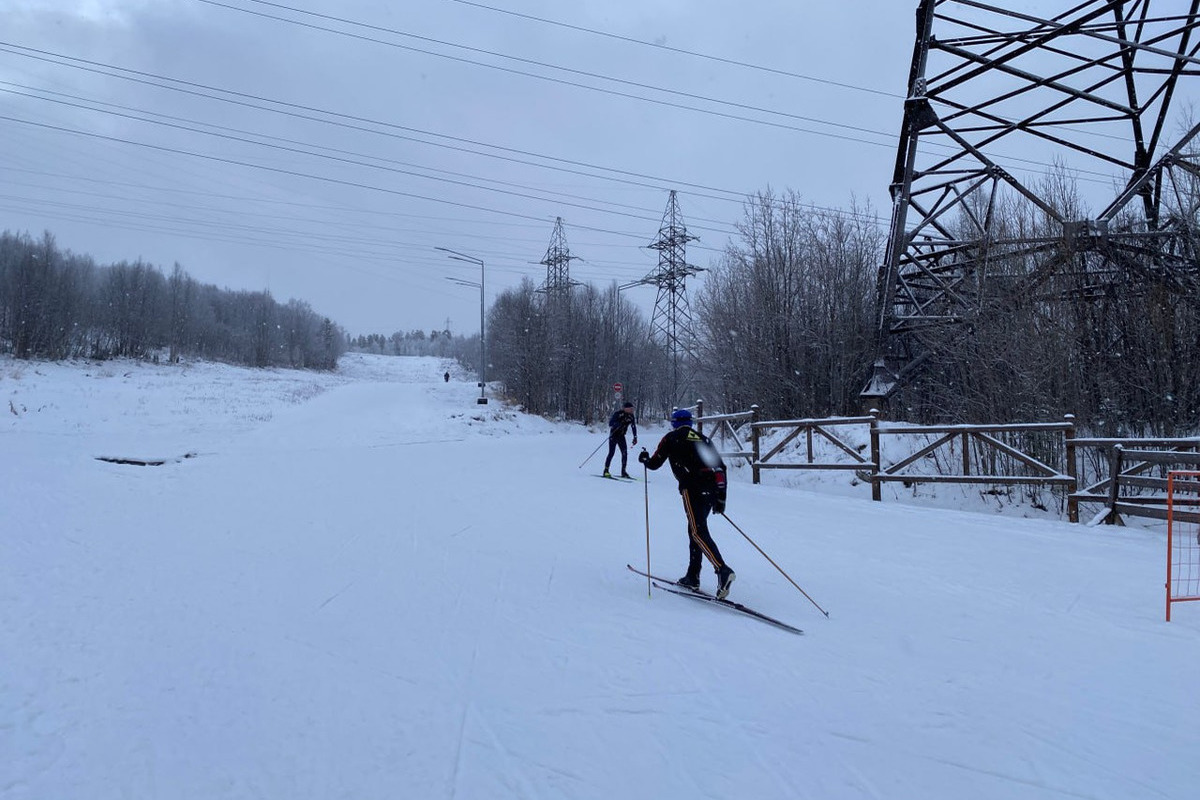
left=643, top=459, right=651, bottom=597
left=720, top=512, right=829, bottom=618
left=578, top=436, right=607, bottom=469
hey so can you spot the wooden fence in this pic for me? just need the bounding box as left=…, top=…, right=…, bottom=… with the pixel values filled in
left=692, top=400, right=757, bottom=463
left=1067, top=439, right=1200, bottom=525
left=691, top=403, right=1200, bottom=525
left=752, top=414, right=876, bottom=482
left=691, top=406, right=1089, bottom=521
left=870, top=415, right=1077, bottom=512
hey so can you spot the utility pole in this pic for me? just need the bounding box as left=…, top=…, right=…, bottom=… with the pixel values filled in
left=436, top=247, right=488, bottom=405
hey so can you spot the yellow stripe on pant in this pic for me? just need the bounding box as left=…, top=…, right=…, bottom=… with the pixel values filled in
left=682, top=490, right=724, bottom=569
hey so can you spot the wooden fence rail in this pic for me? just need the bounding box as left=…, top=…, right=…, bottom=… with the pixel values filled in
left=691, top=402, right=1200, bottom=525
left=694, top=405, right=1082, bottom=520
left=870, top=414, right=1077, bottom=516
left=751, top=415, right=876, bottom=483
left=1067, top=439, right=1200, bottom=525
left=693, top=400, right=757, bottom=462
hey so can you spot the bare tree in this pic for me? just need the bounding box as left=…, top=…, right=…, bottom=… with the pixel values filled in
left=695, top=190, right=881, bottom=417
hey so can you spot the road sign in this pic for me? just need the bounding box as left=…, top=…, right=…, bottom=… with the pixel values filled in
left=613, top=382, right=623, bottom=392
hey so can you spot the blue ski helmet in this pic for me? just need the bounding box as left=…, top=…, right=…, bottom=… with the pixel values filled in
left=671, top=408, right=693, bottom=428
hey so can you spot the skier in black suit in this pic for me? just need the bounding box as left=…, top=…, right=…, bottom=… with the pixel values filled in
left=639, top=408, right=734, bottom=599
left=603, top=402, right=638, bottom=478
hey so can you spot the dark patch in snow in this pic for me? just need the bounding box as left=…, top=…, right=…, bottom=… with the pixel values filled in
left=95, top=452, right=197, bottom=467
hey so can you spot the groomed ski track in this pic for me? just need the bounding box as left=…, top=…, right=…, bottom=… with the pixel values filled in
left=4, top=353, right=1199, bottom=800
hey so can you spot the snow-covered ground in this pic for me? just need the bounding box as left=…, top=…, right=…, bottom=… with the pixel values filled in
left=3, top=353, right=1198, bottom=799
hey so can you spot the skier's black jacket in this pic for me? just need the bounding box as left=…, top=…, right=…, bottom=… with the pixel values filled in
left=644, top=426, right=726, bottom=495
left=608, top=409, right=637, bottom=442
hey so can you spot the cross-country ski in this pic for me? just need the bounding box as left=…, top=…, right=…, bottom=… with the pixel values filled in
left=626, top=564, right=803, bottom=635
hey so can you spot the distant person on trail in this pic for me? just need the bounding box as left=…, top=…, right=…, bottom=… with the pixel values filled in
left=603, top=401, right=638, bottom=478
left=443, top=371, right=450, bottom=383
left=638, top=408, right=734, bottom=599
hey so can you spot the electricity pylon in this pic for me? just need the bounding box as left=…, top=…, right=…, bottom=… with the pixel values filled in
left=538, top=216, right=580, bottom=415
left=628, top=190, right=704, bottom=407
left=865, top=0, right=1200, bottom=405
left=539, top=217, right=578, bottom=302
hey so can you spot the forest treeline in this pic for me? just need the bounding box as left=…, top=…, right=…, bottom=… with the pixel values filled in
left=0, top=231, right=345, bottom=369
left=484, top=187, right=1200, bottom=435
left=348, top=329, right=464, bottom=359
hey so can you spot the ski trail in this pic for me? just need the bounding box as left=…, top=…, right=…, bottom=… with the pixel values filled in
left=672, top=653, right=808, bottom=799
left=469, top=705, right=547, bottom=799
left=448, top=693, right=474, bottom=800
left=313, top=579, right=357, bottom=612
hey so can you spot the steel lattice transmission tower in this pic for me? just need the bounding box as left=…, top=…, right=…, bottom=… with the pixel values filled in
left=630, top=190, right=704, bottom=407
left=865, top=0, right=1200, bottom=404
left=538, top=216, right=580, bottom=414
left=539, top=216, right=579, bottom=302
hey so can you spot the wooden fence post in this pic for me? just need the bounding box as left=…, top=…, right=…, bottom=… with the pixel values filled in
left=1064, top=413, right=1078, bottom=523
left=870, top=408, right=882, bottom=502
left=751, top=404, right=761, bottom=484
left=1105, top=444, right=1124, bottom=525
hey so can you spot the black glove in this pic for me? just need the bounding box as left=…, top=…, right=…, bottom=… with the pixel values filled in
left=637, top=449, right=649, bottom=464
left=631, top=437, right=638, bottom=446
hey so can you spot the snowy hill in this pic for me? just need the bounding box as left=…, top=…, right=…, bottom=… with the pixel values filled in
left=3, top=353, right=1198, bottom=799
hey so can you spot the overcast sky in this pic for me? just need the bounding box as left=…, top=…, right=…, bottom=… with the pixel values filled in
left=0, top=0, right=922, bottom=335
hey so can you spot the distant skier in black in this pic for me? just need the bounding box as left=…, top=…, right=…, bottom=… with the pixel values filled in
left=639, top=408, right=735, bottom=599
left=443, top=371, right=450, bottom=382
left=603, top=401, right=638, bottom=478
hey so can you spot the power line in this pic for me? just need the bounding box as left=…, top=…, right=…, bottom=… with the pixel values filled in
left=200, top=1, right=1134, bottom=163
left=0, top=36, right=1110, bottom=229
left=193, top=0, right=903, bottom=147
left=0, top=46, right=899, bottom=230
left=443, top=0, right=1147, bottom=152
left=0, top=43, right=757, bottom=202
left=0, top=170, right=699, bottom=275
left=3, top=5, right=1131, bottom=276
left=0, top=113, right=743, bottom=266
left=0, top=188, right=635, bottom=287
left=0, top=113, right=567, bottom=224
left=0, top=162, right=671, bottom=240
left=0, top=83, right=741, bottom=233
left=0, top=81, right=749, bottom=232
left=446, top=0, right=903, bottom=99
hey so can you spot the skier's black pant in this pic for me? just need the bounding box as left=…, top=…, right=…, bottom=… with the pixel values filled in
left=604, top=436, right=628, bottom=473
left=680, top=486, right=726, bottom=578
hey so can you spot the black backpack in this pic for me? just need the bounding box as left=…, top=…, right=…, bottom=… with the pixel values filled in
left=694, top=437, right=727, bottom=512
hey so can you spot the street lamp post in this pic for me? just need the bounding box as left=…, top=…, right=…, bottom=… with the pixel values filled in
left=436, top=247, right=488, bottom=405
left=613, top=280, right=640, bottom=404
